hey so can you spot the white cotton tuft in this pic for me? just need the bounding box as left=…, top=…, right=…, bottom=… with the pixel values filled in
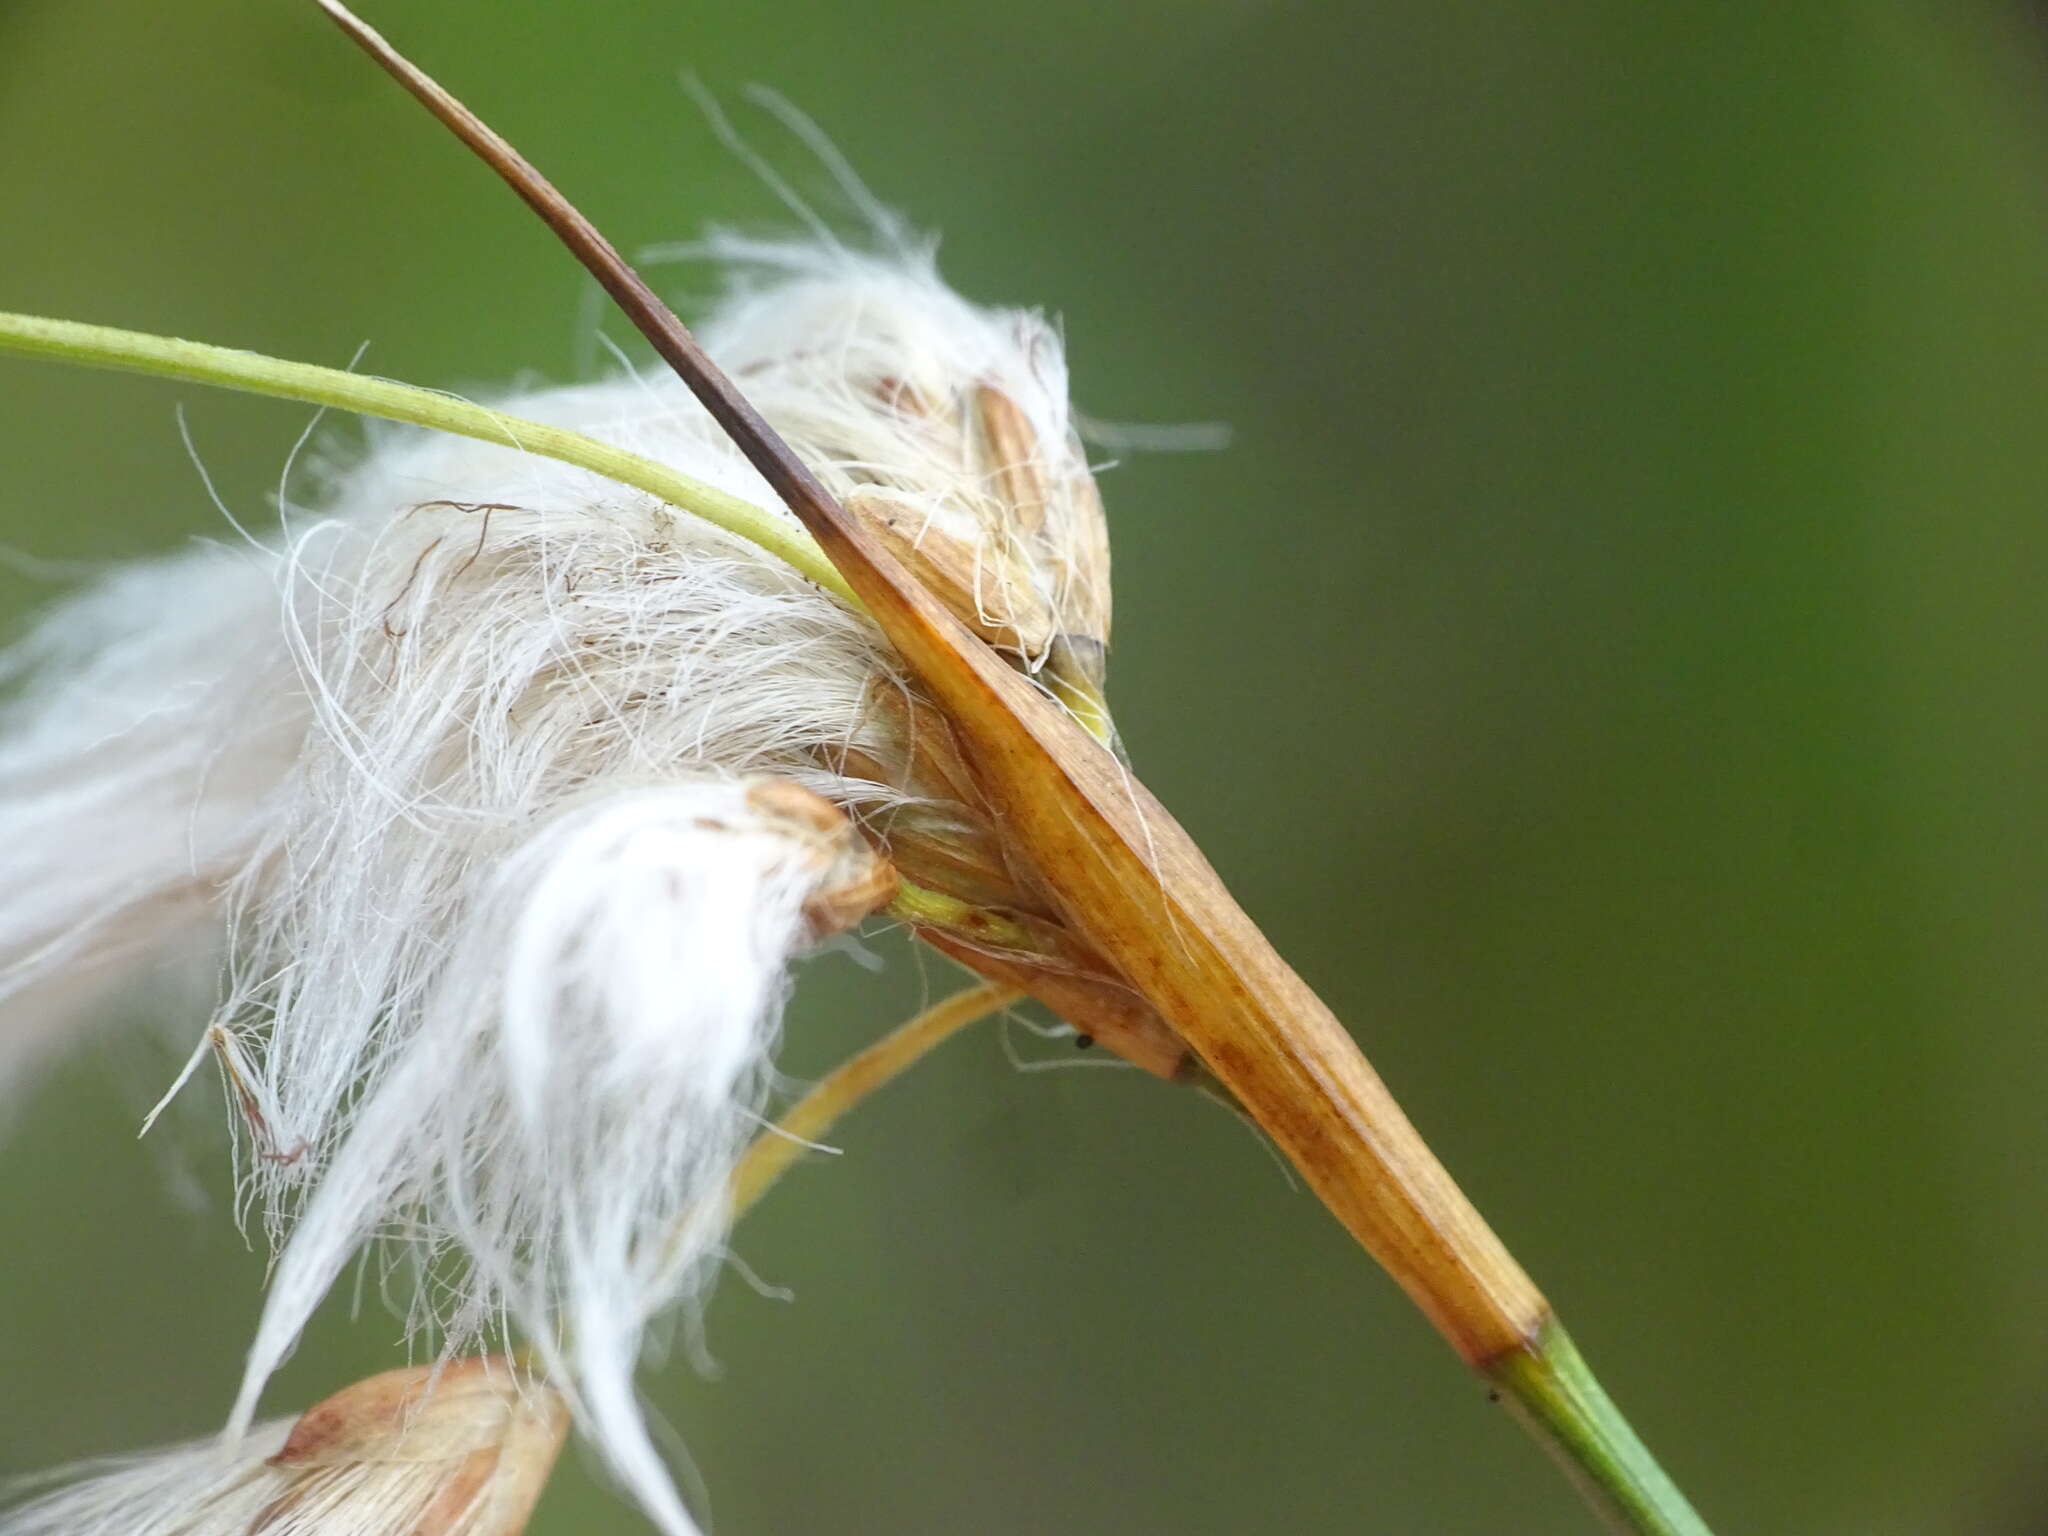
left=1, top=1357, right=569, bottom=1536
left=0, top=236, right=1108, bottom=1532
left=694, top=235, right=1112, bottom=666
left=0, top=1421, right=298, bottom=1536
left=0, top=543, right=304, bottom=1090
left=230, top=779, right=892, bottom=1536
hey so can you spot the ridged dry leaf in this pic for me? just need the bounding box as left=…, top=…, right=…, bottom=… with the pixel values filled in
left=803, top=507, right=1548, bottom=1363
left=833, top=681, right=1187, bottom=1076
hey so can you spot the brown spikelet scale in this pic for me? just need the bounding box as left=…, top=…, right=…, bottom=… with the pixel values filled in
left=262, top=1357, right=569, bottom=1536
left=740, top=779, right=900, bottom=940
left=846, top=484, right=1060, bottom=661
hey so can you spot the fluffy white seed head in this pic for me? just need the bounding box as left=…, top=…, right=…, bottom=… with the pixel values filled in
left=0, top=238, right=1109, bottom=1533
left=0, top=1358, right=568, bottom=1536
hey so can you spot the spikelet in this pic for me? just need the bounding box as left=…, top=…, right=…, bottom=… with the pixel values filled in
left=685, top=241, right=1177, bottom=1068
left=696, top=235, right=1111, bottom=674
left=0, top=1357, right=568, bottom=1536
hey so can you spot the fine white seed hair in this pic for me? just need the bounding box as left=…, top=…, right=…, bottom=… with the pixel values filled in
left=227, top=779, right=887, bottom=1536
left=0, top=543, right=305, bottom=1087
left=0, top=1421, right=301, bottom=1536
left=696, top=233, right=1110, bottom=664
left=0, top=238, right=1102, bottom=1535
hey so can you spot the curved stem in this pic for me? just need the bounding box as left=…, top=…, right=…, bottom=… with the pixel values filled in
left=0, top=310, right=853, bottom=603
left=729, top=980, right=1019, bottom=1219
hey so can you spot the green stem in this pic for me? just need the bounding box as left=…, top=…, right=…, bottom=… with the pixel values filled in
left=1489, top=1320, right=1712, bottom=1536
left=0, top=310, right=853, bottom=603
left=883, top=879, right=1045, bottom=951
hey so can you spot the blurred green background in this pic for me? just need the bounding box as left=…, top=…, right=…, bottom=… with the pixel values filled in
left=3, top=2, right=2046, bottom=1531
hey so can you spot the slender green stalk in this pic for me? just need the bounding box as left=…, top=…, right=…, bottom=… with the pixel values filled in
left=727, top=980, right=1019, bottom=1219
left=0, top=310, right=852, bottom=602
left=638, top=981, right=1016, bottom=1299
left=1490, top=1322, right=1712, bottom=1536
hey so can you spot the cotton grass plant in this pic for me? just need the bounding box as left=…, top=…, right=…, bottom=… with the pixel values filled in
left=0, top=5, right=1716, bottom=1533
